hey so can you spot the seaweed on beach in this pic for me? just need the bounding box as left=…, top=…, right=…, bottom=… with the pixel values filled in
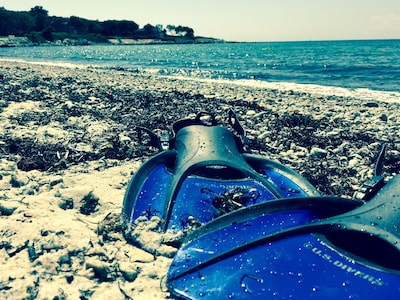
left=80, top=191, right=99, bottom=215
left=1, top=63, right=399, bottom=198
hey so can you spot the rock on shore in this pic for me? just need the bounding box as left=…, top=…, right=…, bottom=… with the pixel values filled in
left=0, top=36, right=33, bottom=47
left=1, top=60, right=400, bottom=299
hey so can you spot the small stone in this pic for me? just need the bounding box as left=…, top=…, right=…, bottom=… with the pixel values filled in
left=310, top=147, right=328, bottom=158
left=326, top=130, right=341, bottom=137
left=357, top=146, right=370, bottom=156
left=348, top=158, right=359, bottom=169
left=119, top=262, right=140, bottom=282
left=9, top=175, right=26, bottom=188
left=6, top=240, right=29, bottom=257
left=258, top=131, right=270, bottom=140
left=332, top=142, right=349, bottom=154
left=364, top=102, right=379, bottom=108
left=58, top=253, right=72, bottom=266
left=49, top=175, right=64, bottom=187
left=119, top=135, right=131, bottom=143
left=23, top=211, right=34, bottom=218
left=379, top=114, right=388, bottom=122
left=85, top=257, right=114, bottom=281
left=87, top=96, right=100, bottom=102
left=389, top=150, right=400, bottom=160
left=246, top=110, right=256, bottom=116
left=125, top=247, right=155, bottom=263
left=58, top=197, right=74, bottom=210
left=0, top=200, right=19, bottom=216
left=157, top=244, right=178, bottom=258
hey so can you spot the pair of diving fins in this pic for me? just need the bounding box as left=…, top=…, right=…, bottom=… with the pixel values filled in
left=122, top=110, right=400, bottom=299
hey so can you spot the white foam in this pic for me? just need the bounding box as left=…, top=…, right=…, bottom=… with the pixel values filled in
left=168, top=75, right=400, bottom=104
left=0, top=58, right=89, bottom=69
left=236, top=79, right=400, bottom=103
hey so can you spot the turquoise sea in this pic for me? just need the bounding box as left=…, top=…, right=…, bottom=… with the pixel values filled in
left=1, top=39, right=399, bottom=102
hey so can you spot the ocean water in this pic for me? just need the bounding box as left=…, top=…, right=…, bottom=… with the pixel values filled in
left=1, top=39, right=399, bottom=102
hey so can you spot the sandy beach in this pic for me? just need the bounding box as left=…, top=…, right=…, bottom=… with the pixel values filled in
left=1, top=60, right=400, bottom=299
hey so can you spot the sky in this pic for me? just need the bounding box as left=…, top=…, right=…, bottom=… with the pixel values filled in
left=1, top=0, right=400, bottom=42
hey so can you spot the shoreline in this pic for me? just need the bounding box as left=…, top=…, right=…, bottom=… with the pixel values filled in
left=1, top=61, right=400, bottom=299
left=0, top=36, right=226, bottom=48
left=1, top=57, right=399, bottom=104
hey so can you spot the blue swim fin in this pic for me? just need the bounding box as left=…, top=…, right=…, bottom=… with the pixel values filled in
left=122, top=110, right=318, bottom=236
left=167, top=175, right=400, bottom=299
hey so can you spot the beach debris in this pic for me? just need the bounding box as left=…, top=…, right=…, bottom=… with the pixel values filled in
left=49, top=175, right=64, bottom=187
left=0, top=201, right=18, bottom=216
left=119, top=261, right=141, bottom=282
left=379, top=113, right=388, bottom=122
left=58, top=197, right=74, bottom=210
left=310, top=147, right=329, bottom=158
left=97, top=211, right=123, bottom=242
left=85, top=257, right=116, bottom=282
left=123, top=216, right=178, bottom=257
left=24, top=277, right=40, bottom=300
left=5, top=240, right=29, bottom=257
left=126, top=216, right=164, bottom=254
left=16, top=157, right=46, bottom=172
left=57, top=253, right=72, bottom=269
left=0, top=281, right=12, bottom=292
left=79, top=289, right=95, bottom=299
left=9, top=175, right=25, bottom=188
left=27, top=244, right=40, bottom=262
left=364, top=101, right=379, bottom=108
left=79, top=191, right=99, bottom=215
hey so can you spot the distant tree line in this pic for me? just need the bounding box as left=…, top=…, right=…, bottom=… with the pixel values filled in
left=0, top=6, right=196, bottom=44
left=166, top=25, right=194, bottom=39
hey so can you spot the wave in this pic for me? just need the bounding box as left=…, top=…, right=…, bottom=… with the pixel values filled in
left=2, top=57, right=399, bottom=104
left=0, top=57, right=89, bottom=69
left=167, top=74, right=400, bottom=103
